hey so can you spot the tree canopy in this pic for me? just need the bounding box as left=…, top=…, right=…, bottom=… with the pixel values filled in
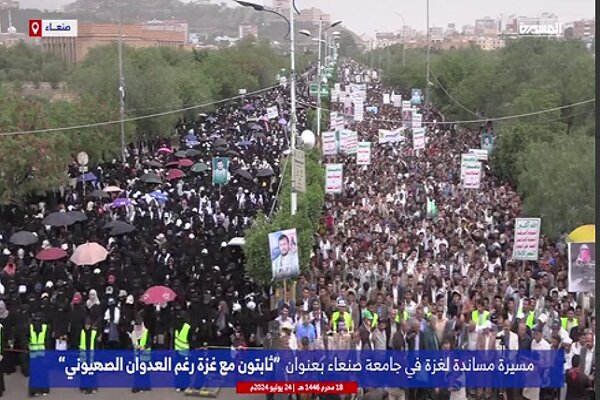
left=0, top=37, right=293, bottom=205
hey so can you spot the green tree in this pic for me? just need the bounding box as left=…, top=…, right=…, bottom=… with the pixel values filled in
left=516, top=134, right=595, bottom=239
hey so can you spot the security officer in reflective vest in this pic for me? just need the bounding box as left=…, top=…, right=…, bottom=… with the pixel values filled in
left=28, top=314, right=50, bottom=397
left=130, top=318, right=151, bottom=393
left=331, top=299, right=353, bottom=333
left=173, top=311, right=191, bottom=392
left=79, top=317, right=99, bottom=394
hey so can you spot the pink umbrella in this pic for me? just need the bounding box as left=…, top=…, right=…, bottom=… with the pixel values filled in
left=178, top=158, right=193, bottom=168
left=167, top=168, right=186, bottom=181
left=165, top=161, right=179, bottom=168
left=70, top=242, right=109, bottom=266
left=103, top=186, right=122, bottom=193
left=140, top=285, right=177, bottom=305
left=157, top=147, right=173, bottom=154
left=36, top=247, right=68, bottom=261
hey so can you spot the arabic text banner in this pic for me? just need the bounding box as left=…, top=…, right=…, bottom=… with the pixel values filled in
left=30, top=350, right=564, bottom=388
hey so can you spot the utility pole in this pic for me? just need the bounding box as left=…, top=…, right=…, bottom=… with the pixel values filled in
left=289, top=0, right=297, bottom=216
left=425, top=0, right=431, bottom=103
left=118, top=4, right=126, bottom=163
left=316, top=17, right=323, bottom=141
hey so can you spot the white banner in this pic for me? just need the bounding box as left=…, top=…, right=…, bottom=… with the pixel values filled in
left=266, top=106, right=278, bottom=119
left=412, top=113, right=422, bottom=128
left=402, top=100, right=411, bottom=110
left=462, top=161, right=482, bottom=189
left=322, top=131, right=337, bottom=156
left=325, top=164, right=343, bottom=194
left=469, top=148, right=488, bottom=161
left=413, top=128, right=425, bottom=150
left=460, top=154, right=478, bottom=180
left=331, top=88, right=340, bottom=102
left=392, top=94, right=402, bottom=107
left=512, top=218, right=541, bottom=261
left=356, top=142, right=371, bottom=165
left=353, top=99, right=364, bottom=122
left=340, top=130, right=358, bottom=154
left=383, top=93, right=391, bottom=104
left=378, top=128, right=404, bottom=144
left=329, top=111, right=338, bottom=130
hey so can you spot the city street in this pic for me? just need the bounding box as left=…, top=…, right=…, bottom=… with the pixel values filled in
left=4, top=373, right=262, bottom=399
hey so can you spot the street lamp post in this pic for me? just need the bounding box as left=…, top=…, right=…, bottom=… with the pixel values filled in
left=117, top=4, right=126, bottom=163
left=393, top=11, right=406, bottom=67
left=426, top=0, right=431, bottom=102
left=301, top=20, right=341, bottom=141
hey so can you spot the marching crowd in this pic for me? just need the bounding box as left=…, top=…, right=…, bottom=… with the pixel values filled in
left=0, top=58, right=594, bottom=400
left=267, top=61, right=595, bottom=400
left=0, top=80, right=312, bottom=396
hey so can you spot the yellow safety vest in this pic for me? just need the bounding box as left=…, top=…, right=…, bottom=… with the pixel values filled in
left=80, top=329, right=98, bottom=351
left=332, top=311, right=354, bottom=332
left=135, top=328, right=151, bottom=361
left=525, top=312, right=536, bottom=329
left=394, top=311, right=410, bottom=324
left=29, top=324, right=47, bottom=351
left=471, top=310, right=490, bottom=326
left=174, top=323, right=191, bottom=351
left=561, top=317, right=578, bottom=331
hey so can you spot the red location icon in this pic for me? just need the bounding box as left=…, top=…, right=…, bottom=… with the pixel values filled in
left=29, top=19, right=42, bottom=37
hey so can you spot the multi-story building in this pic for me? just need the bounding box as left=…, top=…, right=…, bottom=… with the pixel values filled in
left=475, top=17, right=498, bottom=37
left=476, top=37, right=505, bottom=50
left=571, top=19, right=595, bottom=39
left=296, top=7, right=330, bottom=25
left=42, top=20, right=188, bottom=63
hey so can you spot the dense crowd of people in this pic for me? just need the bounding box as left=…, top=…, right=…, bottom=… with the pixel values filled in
left=267, top=61, right=595, bottom=400
left=0, top=79, right=316, bottom=396
left=0, top=59, right=594, bottom=400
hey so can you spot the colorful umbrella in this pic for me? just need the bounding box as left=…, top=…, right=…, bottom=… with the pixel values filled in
left=165, top=161, right=180, bottom=168
left=278, top=118, right=287, bottom=125
left=167, top=169, right=186, bottom=181
left=567, top=225, right=595, bottom=243
left=70, top=242, right=108, bottom=266
left=174, top=150, right=188, bottom=158
left=90, top=189, right=110, bottom=199
left=103, top=186, right=123, bottom=193
left=146, top=160, right=163, bottom=168
left=149, top=191, right=169, bottom=203
left=178, top=158, right=194, bottom=168
left=36, top=247, right=68, bottom=261
left=9, top=231, right=38, bottom=246
left=191, top=163, right=209, bottom=173
left=111, top=198, right=132, bottom=208
left=242, top=104, right=254, bottom=111
left=78, top=172, right=97, bottom=182
left=186, top=149, right=202, bottom=157
left=157, top=147, right=173, bottom=154
left=140, top=285, right=177, bottom=305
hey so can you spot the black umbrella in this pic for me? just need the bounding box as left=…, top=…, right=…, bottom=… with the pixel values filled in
left=90, top=189, right=110, bottom=199
left=186, top=149, right=202, bottom=157
left=254, top=132, right=266, bottom=139
left=42, top=212, right=76, bottom=227
left=146, top=160, right=163, bottom=168
left=9, top=231, right=38, bottom=246
left=233, top=169, right=253, bottom=180
left=213, top=138, right=227, bottom=148
left=140, top=173, right=163, bottom=184
left=249, top=123, right=263, bottom=131
left=66, top=211, right=88, bottom=223
left=256, top=168, right=275, bottom=177
left=226, top=150, right=240, bottom=157
left=174, top=150, right=188, bottom=158
left=109, top=221, right=136, bottom=236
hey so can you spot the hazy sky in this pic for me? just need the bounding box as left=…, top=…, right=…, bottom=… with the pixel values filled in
left=19, top=0, right=596, bottom=36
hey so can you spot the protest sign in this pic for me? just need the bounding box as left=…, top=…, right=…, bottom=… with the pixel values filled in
left=392, top=94, right=402, bottom=107
left=341, top=130, right=358, bottom=154
left=353, top=99, right=364, bottom=122
left=356, top=142, right=371, bottom=165
left=469, top=148, right=488, bottom=161
left=325, top=164, right=343, bottom=193
left=402, top=100, right=411, bottom=110
left=322, top=131, right=337, bottom=156
left=383, top=93, right=390, bottom=104
left=460, top=154, right=478, bottom=180
left=412, top=113, right=422, bottom=128
left=512, top=218, right=541, bottom=261
left=413, top=128, right=425, bottom=150
left=411, top=88, right=423, bottom=105
left=266, top=106, right=278, bottom=120
left=461, top=160, right=481, bottom=189
left=378, top=129, right=404, bottom=144
left=269, top=228, right=300, bottom=280
left=402, top=109, right=413, bottom=129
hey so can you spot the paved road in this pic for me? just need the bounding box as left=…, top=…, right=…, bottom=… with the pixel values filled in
left=4, top=373, right=263, bottom=399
